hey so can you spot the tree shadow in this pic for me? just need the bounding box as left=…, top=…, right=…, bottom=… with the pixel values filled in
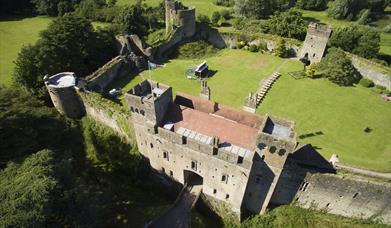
left=298, top=131, right=324, bottom=139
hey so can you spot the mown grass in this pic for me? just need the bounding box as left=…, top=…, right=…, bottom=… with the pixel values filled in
left=0, top=17, right=51, bottom=86
left=117, top=0, right=230, bottom=16
left=0, top=16, right=109, bottom=86
left=113, top=49, right=391, bottom=172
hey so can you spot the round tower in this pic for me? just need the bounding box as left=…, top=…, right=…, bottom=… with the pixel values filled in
left=44, top=72, right=84, bottom=119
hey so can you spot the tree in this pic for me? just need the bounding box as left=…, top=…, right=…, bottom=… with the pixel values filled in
left=266, top=10, right=307, bottom=40
left=14, top=14, right=117, bottom=98
left=274, top=38, right=287, bottom=57
left=327, top=0, right=386, bottom=20
left=114, top=3, right=148, bottom=36
left=247, top=0, right=273, bottom=19
left=0, top=149, right=57, bottom=227
left=197, top=14, right=211, bottom=24
left=328, top=25, right=380, bottom=58
left=296, top=0, right=328, bottom=10
left=212, top=11, right=221, bottom=25
left=319, top=48, right=361, bottom=86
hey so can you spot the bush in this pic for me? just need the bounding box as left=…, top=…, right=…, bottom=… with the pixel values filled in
left=249, top=44, right=259, bottom=52
left=238, top=41, right=246, bottom=49
left=197, top=14, right=210, bottom=24
left=258, top=41, right=268, bottom=51
left=243, top=45, right=250, bottom=51
left=211, top=11, right=221, bottom=25
left=213, top=0, right=234, bottom=7
left=170, top=41, right=219, bottom=59
left=375, top=84, right=387, bottom=93
left=220, top=9, right=231, bottom=20
left=359, top=78, right=375, bottom=87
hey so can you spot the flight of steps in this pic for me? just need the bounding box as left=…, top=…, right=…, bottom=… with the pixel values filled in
left=255, top=72, right=281, bottom=106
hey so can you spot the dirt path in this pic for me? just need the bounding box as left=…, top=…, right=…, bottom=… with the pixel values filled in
left=336, top=163, right=391, bottom=180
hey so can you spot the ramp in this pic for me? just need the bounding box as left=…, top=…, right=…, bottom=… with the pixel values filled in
left=148, top=178, right=202, bottom=228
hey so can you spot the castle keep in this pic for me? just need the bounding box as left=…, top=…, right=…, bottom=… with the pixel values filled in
left=124, top=80, right=297, bottom=217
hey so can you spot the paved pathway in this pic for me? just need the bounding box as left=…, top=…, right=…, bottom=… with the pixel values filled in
left=149, top=180, right=202, bottom=228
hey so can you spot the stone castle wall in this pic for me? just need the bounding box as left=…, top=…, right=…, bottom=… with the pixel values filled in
left=296, top=173, right=391, bottom=223
left=351, top=56, right=391, bottom=90
left=46, top=84, right=84, bottom=119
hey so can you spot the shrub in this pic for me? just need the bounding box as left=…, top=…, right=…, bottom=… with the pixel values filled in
left=220, top=9, right=231, bottom=20
left=197, top=14, right=210, bottom=24
left=375, top=84, right=387, bottom=93
left=249, top=44, right=259, bottom=52
left=214, top=0, right=234, bottom=7
left=258, top=41, right=268, bottom=51
left=359, top=78, right=375, bottom=87
left=170, top=40, right=219, bottom=59
left=238, top=41, right=246, bottom=49
left=211, top=11, right=221, bottom=25
left=243, top=45, right=250, bottom=51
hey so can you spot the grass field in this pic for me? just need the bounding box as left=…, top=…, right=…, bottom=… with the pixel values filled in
left=0, top=17, right=109, bottom=86
left=112, top=49, right=391, bottom=172
left=0, top=17, right=51, bottom=86
left=117, top=0, right=230, bottom=16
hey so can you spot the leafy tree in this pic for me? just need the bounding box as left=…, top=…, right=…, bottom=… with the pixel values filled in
left=327, top=0, right=387, bottom=20
left=0, top=149, right=57, bottom=227
left=0, top=0, right=33, bottom=15
left=247, top=0, right=274, bottom=19
left=329, top=25, right=380, bottom=58
left=197, top=13, right=211, bottom=24
left=0, top=87, right=73, bottom=160
left=266, top=10, right=307, bottom=40
left=319, top=48, right=361, bottom=86
left=114, top=3, right=148, bottom=36
left=14, top=14, right=117, bottom=98
left=31, top=0, right=80, bottom=16
left=212, top=11, right=221, bottom=25
left=296, top=0, right=328, bottom=10
left=274, top=38, right=287, bottom=57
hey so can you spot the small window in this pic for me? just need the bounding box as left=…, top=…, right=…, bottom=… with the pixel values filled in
left=169, top=170, right=173, bottom=177
left=150, top=143, right=154, bottom=148
left=221, top=174, right=228, bottom=183
left=237, top=156, right=244, bottom=164
left=261, top=155, right=265, bottom=160
left=278, top=149, right=286, bottom=156
left=130, top=107, right=134, bottom=112
left=140, top=110, right=145, bottom=116
left=225, top=194, right=230, bottom=199
left=353, top=193, right=359, bottom=199
left=213, top=189, right=217, bottom=194
left=248, top=192, right=252, bottom=198
left=269, top=146, right=276, bottom=153
left=163, top=151, right=169, bottom=161
left=162, top=167, right=165, bottom=173
left=191, top=161, right=197, bottom=171
left=135, top=108, right=139, bottom=113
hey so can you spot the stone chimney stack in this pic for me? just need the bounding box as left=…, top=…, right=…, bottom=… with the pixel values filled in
left=200, top=80, right=210, bottom=100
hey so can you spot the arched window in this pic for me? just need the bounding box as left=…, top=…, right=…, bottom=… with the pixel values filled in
left=140, top=110, right=145, bottom=116
left=278, top=149, right=286, bottom=156
left=269, top=146, right=276, bottom=153
left=150, top=143, right=153, bottom=148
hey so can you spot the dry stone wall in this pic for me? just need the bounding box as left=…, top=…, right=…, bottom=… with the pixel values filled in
left=351, top=56, right=391, bottom=90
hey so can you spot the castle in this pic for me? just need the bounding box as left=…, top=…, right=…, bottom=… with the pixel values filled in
left=43, top=0, right=391, bottom=224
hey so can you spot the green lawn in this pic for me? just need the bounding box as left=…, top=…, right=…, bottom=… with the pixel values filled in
left=0, top=17, right=109, bottom=86
left=113, top=49, right=391, bottom=172
left=117, top=0, right=230, bottom=16
left=0, top=17, right=51, bottom=86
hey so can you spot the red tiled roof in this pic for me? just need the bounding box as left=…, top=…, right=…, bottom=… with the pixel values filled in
left=175, top=92, right=264, bottom=129
left=166, top=103, right=260, bottom=150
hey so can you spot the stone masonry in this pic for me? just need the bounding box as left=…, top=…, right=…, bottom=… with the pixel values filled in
left=299, top=22, right=332, bottom=64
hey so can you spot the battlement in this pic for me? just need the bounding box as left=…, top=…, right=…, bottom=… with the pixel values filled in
left=165, top=0, right=196, bottom=38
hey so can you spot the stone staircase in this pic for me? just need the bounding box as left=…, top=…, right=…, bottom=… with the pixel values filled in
left=243, top=72, right=281, bottom=113
left=255, top=72, right=281, bottom=105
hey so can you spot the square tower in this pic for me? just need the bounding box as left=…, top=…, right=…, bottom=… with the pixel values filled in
left=124, top=80, right=172, bottom=126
